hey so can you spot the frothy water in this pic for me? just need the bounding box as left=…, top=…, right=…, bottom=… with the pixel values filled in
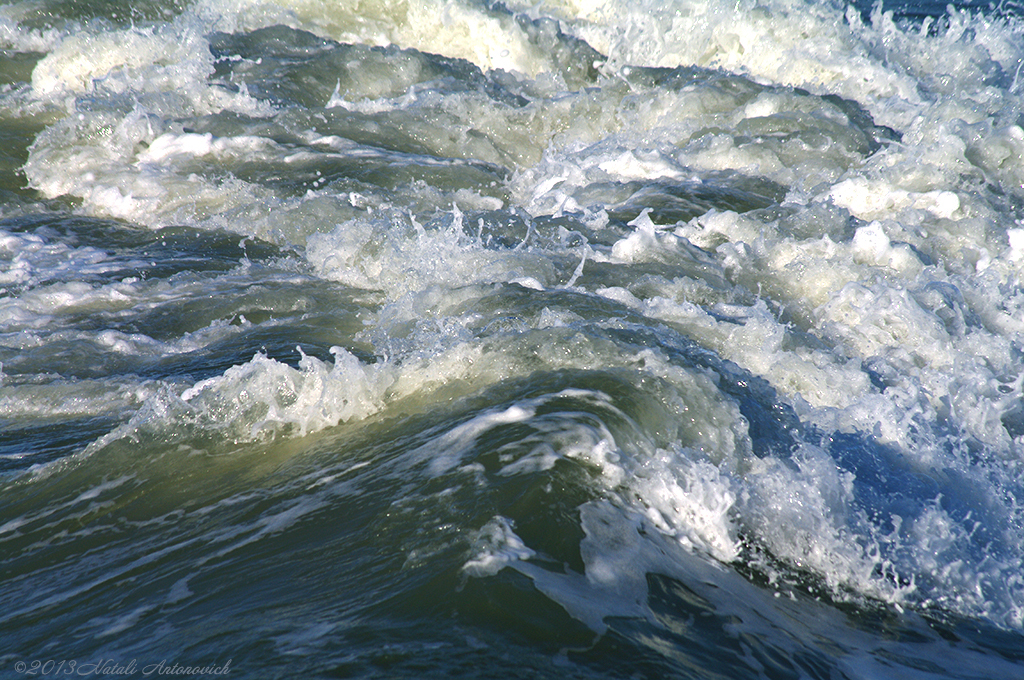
left=1, top=0, right=1024, bottom=677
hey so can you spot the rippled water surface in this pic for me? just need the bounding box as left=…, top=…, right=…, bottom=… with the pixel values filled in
left=2, top=0, right=1024, bottom=677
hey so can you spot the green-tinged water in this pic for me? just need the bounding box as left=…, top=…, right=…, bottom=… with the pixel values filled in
left=2, top=0, right=1024, bottom=677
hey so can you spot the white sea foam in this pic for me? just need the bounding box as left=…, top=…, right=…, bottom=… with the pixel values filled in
left=306, top=207, right=559, bottom=297
left=3, top=0, right=1023, bottom=635
left=462, top=516, right=537, bottom=577
left=176, top=346, right=391, bottom=440
left=191, top=0, right=570, bottom=78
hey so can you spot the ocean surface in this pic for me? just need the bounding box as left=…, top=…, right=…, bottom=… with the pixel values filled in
left=1, top=0, right=1023, bottom=678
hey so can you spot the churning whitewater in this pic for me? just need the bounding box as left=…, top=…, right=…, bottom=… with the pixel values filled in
left=1, top=0, right=1023, bottom=677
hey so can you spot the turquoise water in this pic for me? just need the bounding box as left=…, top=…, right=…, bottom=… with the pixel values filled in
left=2, top=0, right=1024, bottom=677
